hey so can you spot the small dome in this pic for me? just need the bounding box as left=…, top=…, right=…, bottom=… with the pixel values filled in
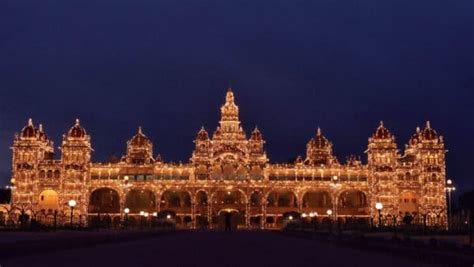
left=36, top=124, right=49, bottom=141
left=373, top=121, right=392, bottom=139
left=68, top=119, right=87, bottom=138
left=250, top=126, right=262, bottom=141
left=409, top=127, right=421, bottom=145
left=129, top=127, right=151, bottom=146
left=213, top=126, right=222, bottom=138
left=312, top=127, right=329, bottom=149
left=422, top=121, right=438, bottom=140
left=21, top=118, right=36, bottom=138
left=196, top=127, right=209, bottom=141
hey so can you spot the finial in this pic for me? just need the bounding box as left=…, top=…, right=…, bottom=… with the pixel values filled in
left=138, top=126, right=143, bottom=134
left=75, top=118, right=80, bottom=126
left=39, top=124, right=43, bottom=132
left=426, top=121, right=431, bottom=129
left=28, top=118, right=33, bottom=126
left=200, top=126, right=205, bottom=131
left=416, top=126, right=421, bottom=133
left=317, top=127, right=322, bottom=136
left=379, top=120, right=384, bottom=127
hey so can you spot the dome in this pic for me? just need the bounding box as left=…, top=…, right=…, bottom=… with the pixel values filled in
left=129, top=127, right=151, bottom=146
left=250, top=126, right=263, bottom=141
left=312, top=127, right=329, bottom=149
left=409, top=127, right=421, bottom=145
left=373, top=121, right=392, bottom=139
left=422, top=121, right=438, bottom=140
left=196, top=127, right=209, bottom=141
left=213, top=126, right=222, bottom=138
left=68, top=119, right=87, bottom=138
left=21, top=118, right=36, bottom=138
left=36, top=124, right=49, bottom=141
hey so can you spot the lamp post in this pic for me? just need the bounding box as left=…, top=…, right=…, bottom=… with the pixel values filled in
left=375, top=202, right=383, bottom=228
left=124, top=208, right=130, bottom=229
left=68, top=199, right=77, bottom=227
left=327, top=209, right=333, bottom=234
left=445, top=179, right=455, bottom=229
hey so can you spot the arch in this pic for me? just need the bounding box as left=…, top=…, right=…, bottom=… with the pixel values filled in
left=160, top=190, right=192, bottom=228
left=210, top=190, right=246, bottom=228
left=338, top=190, right=368, bottom=215
left=88, top=188, right=121, bottom=214
left=38, top=189, right=59, bottom=211
left=266, top=190, right=299, bottom=227
left=302, top=191, right=332, bottom=214
left=266, top=190, right=298, bottom=208
left=126, top=189, right=156, bottom=213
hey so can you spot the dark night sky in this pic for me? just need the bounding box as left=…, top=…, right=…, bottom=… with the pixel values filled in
left=0, top=0, right=473, bottom=194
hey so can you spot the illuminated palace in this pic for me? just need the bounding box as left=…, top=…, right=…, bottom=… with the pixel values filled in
left=9, top=89, right=448, bottom=228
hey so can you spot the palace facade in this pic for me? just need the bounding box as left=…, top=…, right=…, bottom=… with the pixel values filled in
left=8, top=89, right=448, bottom=228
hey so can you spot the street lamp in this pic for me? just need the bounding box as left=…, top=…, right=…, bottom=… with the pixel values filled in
left=124, top=208, right=130, bottom=229
left=445, top=179, right=456, bottom=228
left=375, top=202, right=383, bottom=227
left=289, top=215, right=293, bottom=221
left=327, top=209, right=333, bottom=234
left=68, top=199, right=77, bottom=227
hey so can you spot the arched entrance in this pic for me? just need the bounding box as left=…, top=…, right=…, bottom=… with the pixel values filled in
left=266, top=190, right=298, bottom=228
left=160, top=190, right=192, bottom=228
left=125, top=189, right=156, bottom=213
left=211, top=190, right=246, bottom=229
left=338, top=190, right=368, bottom=215
left=302, top=191, right=332, bottom=215
left=38, top=189, right=59, bottom=213
left=88, top=188, right=121, bottom=214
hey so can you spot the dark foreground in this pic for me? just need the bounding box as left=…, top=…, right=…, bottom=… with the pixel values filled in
left=2, top=230, right=435, bottom=267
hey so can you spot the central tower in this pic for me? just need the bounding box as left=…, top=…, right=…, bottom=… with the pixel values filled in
left=191, top=88, right=267, bottom=180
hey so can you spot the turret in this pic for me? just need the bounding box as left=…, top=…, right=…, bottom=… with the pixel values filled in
left=11, top=118, right=54, bottom=204
left=61, top=119, right=92, bottom=169
left=367, top=121, right=397, bottom=171
left=124, top=127, right=154, bottom=165
left=305, top=127, right=337, bottom=165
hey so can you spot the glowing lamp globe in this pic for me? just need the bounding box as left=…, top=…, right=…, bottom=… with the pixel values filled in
left=375, top=202, right=383, bottom=210
left=68, top=199, right=77, bottom=208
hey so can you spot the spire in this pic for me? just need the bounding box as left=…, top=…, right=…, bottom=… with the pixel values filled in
left=75, top=118, right=80, bottom=126
left=138, top=126, right=143, bottom=135
left=225, top=88, right=235, bottom=104
left=426, top=121, right=431, bottom=129
left=28, top=118, right=33, bottom=127
left=380, top=120, right=384, bottom=127
left=416, top=126, right=421, bottom=133
left=317, top=127, right=322, bottom=136
left=39, top=124, right=43, bottom=132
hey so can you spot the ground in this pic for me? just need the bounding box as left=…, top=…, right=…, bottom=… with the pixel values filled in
left=2, top=231, right=433, bottom=267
